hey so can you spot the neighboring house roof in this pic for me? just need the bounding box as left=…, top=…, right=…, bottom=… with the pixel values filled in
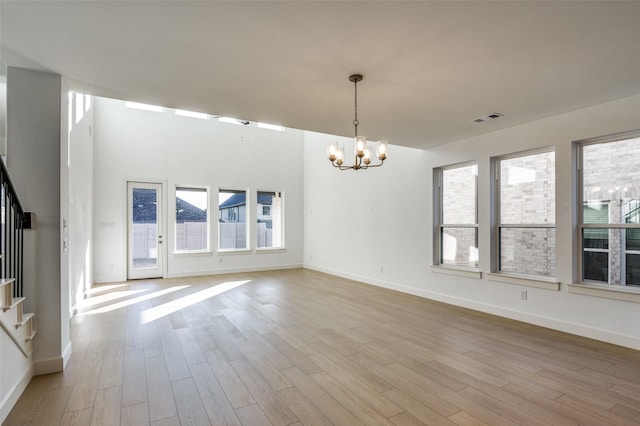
left=176, top=198, right=207, bottom=223
left=134, top=191, right=273, bottom=222
left=219, top=193, right=246, bottom=209
left=219, top=193, right=272, bottom=209
left=133, top=190, right=206, bottom=223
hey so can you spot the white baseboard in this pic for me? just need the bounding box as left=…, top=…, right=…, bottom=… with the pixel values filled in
left=165, top=263, right=303, bottom=279
left=304, top=264, right=640, bottom=351
left=0, top=362, right=33, bottom=424
left=93, top=273, right=127, bottom=285
left=95, top=264, right=304, bottom=284
left=34, top=355, right=65, bottom=376
left=61, top=341, right=73, bottom=369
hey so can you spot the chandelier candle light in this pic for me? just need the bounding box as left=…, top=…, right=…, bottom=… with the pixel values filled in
left=327, top=74, right=388, bottom=170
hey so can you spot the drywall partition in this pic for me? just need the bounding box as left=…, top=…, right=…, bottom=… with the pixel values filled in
left=93, top=97, right=304, bottom=283
left=2, top=67, right=67, bottom=422
left=304, top=94, right=640, bottom=350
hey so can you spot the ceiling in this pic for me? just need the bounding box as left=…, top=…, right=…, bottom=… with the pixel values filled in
left=2, top=1, right=640, bottom=150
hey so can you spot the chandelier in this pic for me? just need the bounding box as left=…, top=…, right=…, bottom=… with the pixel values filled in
left=327, top=74, right=388, bottom=170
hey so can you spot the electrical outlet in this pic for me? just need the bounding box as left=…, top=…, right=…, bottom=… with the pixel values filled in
left=521, top=290, right=528, bottom=300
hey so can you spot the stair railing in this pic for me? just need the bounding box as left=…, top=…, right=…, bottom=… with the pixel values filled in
left=0, top=159, right=28, bottom=298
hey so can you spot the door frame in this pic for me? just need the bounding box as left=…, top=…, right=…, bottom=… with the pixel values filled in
left=126, top=180, right=166, bottom=280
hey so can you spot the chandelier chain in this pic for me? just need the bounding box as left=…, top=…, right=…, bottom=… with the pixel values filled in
left=353, top=78, right=359, bottom=137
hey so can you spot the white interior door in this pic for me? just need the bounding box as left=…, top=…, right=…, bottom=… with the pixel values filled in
left=127, top=182, right=163, bottom=279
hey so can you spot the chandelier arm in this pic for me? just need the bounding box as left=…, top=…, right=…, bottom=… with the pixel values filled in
left=359, top=159, right=386, bottom=170
left=331, top=161, right=386, bottom=170
left=334, top=163, right=356, bottom=171
left=331, top=161, right=355, bottom=170
left=327, top=74, right=386, bottom=171
left=363, top=162, right=384, bottom=168
left=329, top=157, right=385, bottom=170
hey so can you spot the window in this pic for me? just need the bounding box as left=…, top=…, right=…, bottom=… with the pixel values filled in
left=495, top=150, right=555, bottom=277
left=125, top=101, right=163, bottom=113
left=582, top=202, right=609, bottom=281
left=175, top=187, right=209, bottom=252
left=257, top=122, right=285, bottom=131
left=579, top=133, right=640, bottom=286
left=218, top=189, right=248, bottom=250
left=257, top=191, right=283, bottom=249
left=175, top=109, right=209, bottom=120
left=435, top=163, right=478, bottom=268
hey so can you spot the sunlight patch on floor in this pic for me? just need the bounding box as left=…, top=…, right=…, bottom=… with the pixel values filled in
left=80, top=285, right=190, bottom=315
left=86, top=283, right=129, bottom=295
left=79, top=289, right=148, bottom=308
left=140, top=280, right=251, bottom=324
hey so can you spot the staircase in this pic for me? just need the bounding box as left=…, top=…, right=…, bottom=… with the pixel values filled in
left=0, top=277, right=36, bottom=356
left=0, top=157, right=34, bottom=357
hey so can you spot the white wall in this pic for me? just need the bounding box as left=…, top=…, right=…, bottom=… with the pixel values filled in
left=304, top=93, right=640, bottom=350
left=0, top=332, right=32, bottom=423
left=93, top=97, right=304, bottom=283
left=304, top=131, right=428, bottom=285
left=2, top=67, right=69, bottom=423
left=64, top=91, right=94, bottom=314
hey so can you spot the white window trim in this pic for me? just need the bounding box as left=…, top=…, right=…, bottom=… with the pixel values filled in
left=492, top=147, right=556, bottom=279
left=173, top=250, right=213, bottom=257
left=486, top=272, right=560, bottom=291
left=568, top=282, right=640, bottom=303
left=256, top=247, right=287, bottom=254
left=217, top=249, right=252, bottom=255
left=256, top=190, right=285, bottom=250
left=218, top=188, right=250, bottom=251
left=174, top=185, right=210, bottom=254
left=433, top=161, right=480, bottom=271
left=430, top=265, right=482, bottom=279
left=575, top=129, right=640, bottom=287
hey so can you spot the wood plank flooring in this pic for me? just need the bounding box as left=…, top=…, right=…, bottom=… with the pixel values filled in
left=5, top=268, right=640, bottom=425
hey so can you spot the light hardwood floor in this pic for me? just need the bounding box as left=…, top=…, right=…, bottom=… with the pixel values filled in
left=5, top=268, right=640, bottom=425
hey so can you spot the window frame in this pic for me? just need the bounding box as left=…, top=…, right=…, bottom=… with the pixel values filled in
left=433, top=161, right=479, bottom=271
left=174, top=185, right=210, bottom=254
left=492, top=147, right=556, bottom=279
left=576, top=130, right=640, bottom=287
left=256, top=190, right=285, bottom=251
left=218, top=188, right=250, bottom=252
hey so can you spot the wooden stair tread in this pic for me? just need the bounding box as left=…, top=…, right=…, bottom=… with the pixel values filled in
left=2, top=296, right=25, bottom=311
left=0, top=278, right=16, bottom=287
left=16, top=312, right=34, bottom=328
left=25, top=330, right=37, bottom=341
left=0, top=257, right=38, bottom=356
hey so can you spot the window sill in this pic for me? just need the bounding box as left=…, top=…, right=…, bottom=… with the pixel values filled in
left=486, top=273, right=560, bottom=291
left=430, top=265, right=482, bottom=279
left=568, top=283, right=640, bottom=303
left=173, top=250, right=212, bottom=258
left=218, top=249, right=251, bottom=255
left=256, top=247, right=287, bottom=254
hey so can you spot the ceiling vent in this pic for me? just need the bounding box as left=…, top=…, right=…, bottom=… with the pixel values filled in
left=471, top=112, right=504, bottom=123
